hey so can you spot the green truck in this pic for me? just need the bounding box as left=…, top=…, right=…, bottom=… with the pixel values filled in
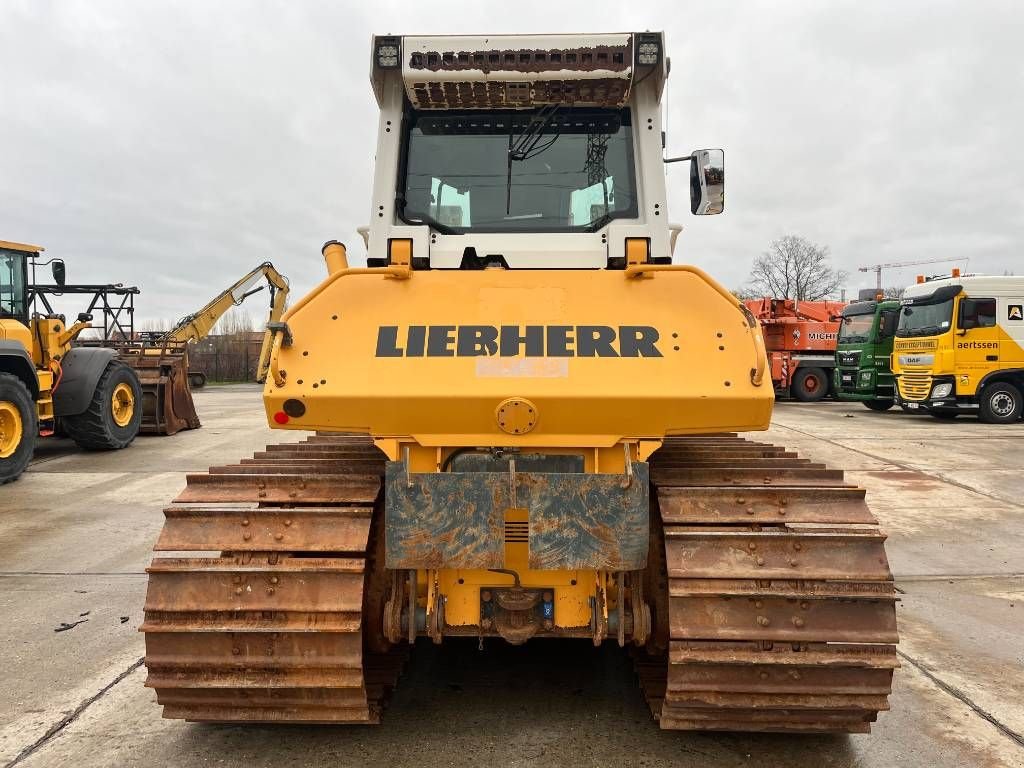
left=834, top=298, right=901, bottom=410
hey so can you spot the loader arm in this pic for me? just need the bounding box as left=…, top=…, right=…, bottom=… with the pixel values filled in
left=255, top=267, right=289, bottom=383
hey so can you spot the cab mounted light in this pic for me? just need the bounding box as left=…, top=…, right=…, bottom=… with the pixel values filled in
left=375, top=36, right=401, bottom=69
left=635, top=33, right=661, bottom=66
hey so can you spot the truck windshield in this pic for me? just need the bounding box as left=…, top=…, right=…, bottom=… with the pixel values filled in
left=897, top=300, right=953, bottom=337
left=0, top=249, right=27, bottom=320
left=400, top=108, right=638, bottom=233
left=838, top=313, right=874, bottom=343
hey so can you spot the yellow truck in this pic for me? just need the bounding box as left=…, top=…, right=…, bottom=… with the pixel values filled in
left=893, top=274, right=1024, bottom=422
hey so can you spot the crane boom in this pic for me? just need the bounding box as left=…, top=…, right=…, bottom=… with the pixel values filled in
left=858, top=257, right=966, bottom=290
left=160, top=262, right=289, bottom=382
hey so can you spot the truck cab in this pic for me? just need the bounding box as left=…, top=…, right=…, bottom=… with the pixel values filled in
left=834, top=298, right=900, bottom=410
left=892, top=274, right=1024, bottom=423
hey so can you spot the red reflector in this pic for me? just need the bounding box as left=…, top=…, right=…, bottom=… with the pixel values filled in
left=273, top=411, right=289, bottom=424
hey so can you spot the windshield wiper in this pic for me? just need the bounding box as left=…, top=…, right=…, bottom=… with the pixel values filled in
left=506, top=104, right=563, bottom=215
left=395, top=194, right=457, bottom=235
left=583, top=211, right=620, bottom=232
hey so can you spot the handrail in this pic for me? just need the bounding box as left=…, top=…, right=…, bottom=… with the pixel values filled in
left=623, top=262, right=766, bottom=387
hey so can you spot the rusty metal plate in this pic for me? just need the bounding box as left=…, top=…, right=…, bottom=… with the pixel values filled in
left=667, top=663, right=893, bottom=695
left=668, top=593, right=898, bottom=644
left=156, top=506, right=372, bottom=553
left=668, top=641, right=898, bottom=669
left=175, top=473, right=380, bottom=504
left=523, top=464, right=648, bottom=570
left=145, top=557, right=364, bottom=613
left=384, top=462, right=648, bottom=570
left=211, top=461, right=384, bottom=475
left=145, top=631, right=362, bottom=672
left=141, top=611, right=360, bottom=633
left=653, top=467, right=846, bottom=487
left=662, top=689, right=890, bottom=713
left=659, top=707, right=873, bottom=733
left=658, top=486, right=875, bottom=525
left=669, top=578, right=895, bottom=600
left=664, top=529, right=891, bottom=581
left=154, top=687, right=369, bottom=709
left=653, top=458, right=817, bottom=469
left=160, top=703, right=375, bottom=723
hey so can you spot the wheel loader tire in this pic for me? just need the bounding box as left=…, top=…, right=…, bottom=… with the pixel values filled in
left=0, top=373, right=36, bottom=484
left=979, top=382, right=1023, bottom=424
left=188, top=372, right=207, bottom=389
left=863, top=399, right=894, bottom=412
left=792, top=367, right=828, bottom=402
left=63, top=361, right=143, bottom=450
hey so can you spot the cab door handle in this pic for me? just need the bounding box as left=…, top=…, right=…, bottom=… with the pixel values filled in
left=986, top=355, right=999, bottom=361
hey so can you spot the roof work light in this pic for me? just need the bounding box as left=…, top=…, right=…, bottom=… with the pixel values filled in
left=375, top=36, right=401, bottom=69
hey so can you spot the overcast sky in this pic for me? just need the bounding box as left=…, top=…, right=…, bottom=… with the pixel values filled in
left=2, top=1, right=1021, bottom=326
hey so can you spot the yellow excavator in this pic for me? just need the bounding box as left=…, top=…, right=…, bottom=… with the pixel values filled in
left=122, top=262, right=288, bottom=435
left=143, top=32, right=897, bottom=733
left=1, top=240, right=142, bottom=483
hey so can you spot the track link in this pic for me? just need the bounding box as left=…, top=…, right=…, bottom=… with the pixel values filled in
left=142, top=434, right=406, bottom=723
left=637, top=436, right=898, bottom=734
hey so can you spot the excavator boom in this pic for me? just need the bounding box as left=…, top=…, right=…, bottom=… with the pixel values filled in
left=121, top=262, right=288, bottom=434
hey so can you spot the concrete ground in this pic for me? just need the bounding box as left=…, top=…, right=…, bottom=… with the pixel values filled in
left=0, top=385, right=1022, bottom=768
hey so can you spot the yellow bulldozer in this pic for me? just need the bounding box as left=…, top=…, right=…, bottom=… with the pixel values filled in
left=142, top=32, right=898, bottom=733
left=1, top=240, right=143, bottom=483
left=119, top=262, right=289, bottom=435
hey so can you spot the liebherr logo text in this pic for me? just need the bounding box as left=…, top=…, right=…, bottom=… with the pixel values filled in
left=376, top=325, right=663, bottom=358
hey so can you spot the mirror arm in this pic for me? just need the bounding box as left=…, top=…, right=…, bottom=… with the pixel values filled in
left=663, top=154, right=694, bottom=164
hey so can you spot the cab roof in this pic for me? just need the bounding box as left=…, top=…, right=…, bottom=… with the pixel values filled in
left=0, top=240, right=43, bottom=253
left=903, top=274, right=1024, bottom=298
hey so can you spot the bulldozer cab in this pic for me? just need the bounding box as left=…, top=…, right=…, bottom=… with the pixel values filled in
left=366, top=34, right=721, bottom=271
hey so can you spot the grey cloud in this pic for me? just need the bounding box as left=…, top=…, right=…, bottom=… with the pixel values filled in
left=1, top=1, right=1020, bottom=325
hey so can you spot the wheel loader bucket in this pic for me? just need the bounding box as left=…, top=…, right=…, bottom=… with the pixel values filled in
left=117, top=343, right=201, bottom=435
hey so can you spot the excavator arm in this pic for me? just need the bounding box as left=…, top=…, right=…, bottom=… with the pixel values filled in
left=161, top=262, right=289, bottom=361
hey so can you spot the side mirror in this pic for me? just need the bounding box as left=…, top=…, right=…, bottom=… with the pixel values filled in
left=77, top=312, right=93, bottom=323
left=51, top=259, right=66, bottom=287
left=689, top=149, right=725, bottom=215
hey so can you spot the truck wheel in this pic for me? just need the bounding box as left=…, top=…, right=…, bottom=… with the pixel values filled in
left=62, top=361, right=143, bottom=450
left=863, top=399, right=894, bottom=412
left=0, top=373, right=37, bottom=484
left=189, top=372, right=207, bottom=389
left=979, top=382, right=1023, bottom=424
left=792, top=367, right=828, bottom=402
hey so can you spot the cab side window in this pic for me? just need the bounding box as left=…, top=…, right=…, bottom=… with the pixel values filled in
left=959, top=298, right=996, bottom=329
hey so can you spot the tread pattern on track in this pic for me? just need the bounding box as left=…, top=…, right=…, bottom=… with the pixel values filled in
left=637, top=435, right=898, bottom=734
left=142, top=434, right=407, bottom=723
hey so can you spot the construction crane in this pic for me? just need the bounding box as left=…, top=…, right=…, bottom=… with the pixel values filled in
left=859, top=257, right=967, bottom=291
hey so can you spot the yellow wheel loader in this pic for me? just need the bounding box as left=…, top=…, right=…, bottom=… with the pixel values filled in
left=0, top=241, right=142, bottom=483
left=142, top=32, right=897, bottom=733
left=119, top=262, right=289, bottom=435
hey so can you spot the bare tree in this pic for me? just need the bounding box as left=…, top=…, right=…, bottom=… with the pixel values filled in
left=746, top=235, right=847, bottom=300
left=882, top=286, right=906, bottom=299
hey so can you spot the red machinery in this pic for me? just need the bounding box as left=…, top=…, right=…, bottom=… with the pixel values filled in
left=744, top=298, right=846, bottom=401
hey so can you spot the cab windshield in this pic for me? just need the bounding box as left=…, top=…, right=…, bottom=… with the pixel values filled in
left=897, top=300, right=953, bottom=337
left=837, top=313, right=874, bottom=343
left=0, top=249, right=27, bottom=320
left=400, top=107, right=638, bottom=233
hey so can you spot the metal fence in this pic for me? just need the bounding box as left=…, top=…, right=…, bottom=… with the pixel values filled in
left=188, top=333, right=265, bottom=383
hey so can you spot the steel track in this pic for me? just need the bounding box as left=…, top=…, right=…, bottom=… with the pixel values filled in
left=635, top=435, right=898, bottom=733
